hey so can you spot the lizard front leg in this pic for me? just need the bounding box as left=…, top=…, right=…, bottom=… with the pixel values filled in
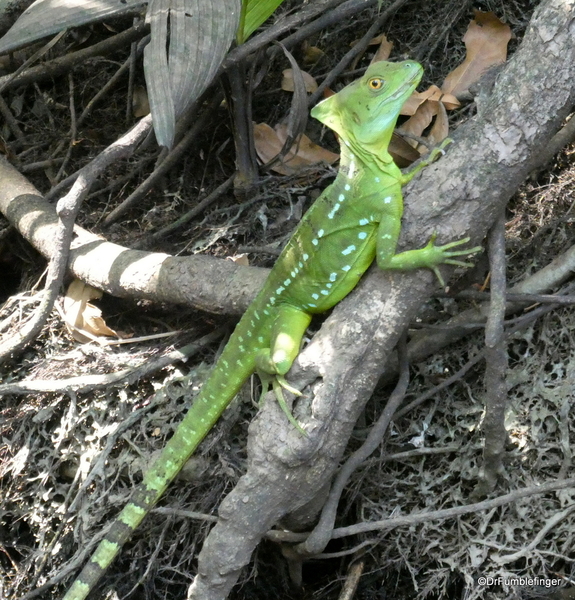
left=255, top=304, right=311, bottom=434
left=400, top=138, right=453, bottom=184
left=375, top=197, right=480, bottom=287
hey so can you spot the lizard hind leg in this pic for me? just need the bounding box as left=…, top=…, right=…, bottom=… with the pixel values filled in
left=254, top=304, right=312, bottom=434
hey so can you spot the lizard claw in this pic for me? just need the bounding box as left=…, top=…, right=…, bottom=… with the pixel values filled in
left=257, top=370, right=307, bottom=435
left=272, top=379, right=307, bottom=436
left=276, top=375, right=302, bottom=397
left=430, top=265, right=446, bottom=288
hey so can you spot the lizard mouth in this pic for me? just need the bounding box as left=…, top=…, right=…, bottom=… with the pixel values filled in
left=381, top=71, right=421, bottom=105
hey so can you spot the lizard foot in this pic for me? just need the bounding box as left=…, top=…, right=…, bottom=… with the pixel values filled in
left=425, top=235, right=482, bottom=287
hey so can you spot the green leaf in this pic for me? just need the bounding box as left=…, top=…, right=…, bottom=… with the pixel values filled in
left=237, top=0, right=284, bottom=44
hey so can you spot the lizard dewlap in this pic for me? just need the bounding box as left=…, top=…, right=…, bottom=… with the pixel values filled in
left=62, top=60, right=479, bottom=600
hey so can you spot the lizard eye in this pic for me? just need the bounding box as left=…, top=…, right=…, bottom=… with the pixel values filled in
left=368, top=78, right=385, bottom=90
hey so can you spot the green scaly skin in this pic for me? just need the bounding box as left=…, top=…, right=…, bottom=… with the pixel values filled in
left=62, top=60, right=479, bottom=600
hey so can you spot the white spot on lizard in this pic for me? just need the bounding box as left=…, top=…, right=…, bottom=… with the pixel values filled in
left=328, top=204, right=340, bottom=219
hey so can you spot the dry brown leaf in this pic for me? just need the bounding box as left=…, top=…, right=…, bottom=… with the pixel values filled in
left=81, top=305, right=118, bottom=341
left=132, top=85, right=150, bottom=118
left=63, top=279, right=100, bottom=327
left=388, top=132, right=421, bottom=167
left=368, top=33, right=388, bottom=45
left=400, top=99, right=440, bottom=140
left=402, top=86, right=460, bottom=117
left=302, top=43, right=325, bottom=66
left=427, top=100, right=449, bottom=146
left=0, top=135, right=15, bottom=160
left=228, top=254, right=250, bottom=266
left=442, top=10, right=511, bottom=96
left=418, top=85, right=460, bottom=109
left=253, top=122, right=338, bottom=175
left=281, top=69, right=318, bottom=93
left=397, top=96, right=451, bottom=157
left=63, top=279, right=119, bottom=342
left=349, top=33, right=392, bottom=69
left=398, top=85, right=459, bottom=153
left=370, top=33, right=393, bottom=63
left=322, top=87, right=336, bottom=100
left=401, top=91, right=427, bottom=116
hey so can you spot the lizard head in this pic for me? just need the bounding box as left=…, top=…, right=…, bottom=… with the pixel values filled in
left=311, top=60, right=422, bottom=160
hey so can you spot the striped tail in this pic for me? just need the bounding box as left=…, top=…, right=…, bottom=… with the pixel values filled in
left=62, top=324, right=258, bottom=600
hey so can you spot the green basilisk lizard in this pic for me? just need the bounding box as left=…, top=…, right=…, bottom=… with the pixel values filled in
left=62, top=60, right=479, bottom=600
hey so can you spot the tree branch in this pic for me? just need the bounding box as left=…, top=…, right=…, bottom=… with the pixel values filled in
left=187, top=3, right=575, bottom=599
left=0, top=155, right=268, bottom=314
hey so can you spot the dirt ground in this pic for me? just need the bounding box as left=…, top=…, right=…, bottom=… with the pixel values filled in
left=2, top=1, right=575, bottom=599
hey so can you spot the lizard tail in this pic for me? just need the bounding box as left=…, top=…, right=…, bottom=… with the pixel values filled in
left=62, top=322, right=258, bottom=600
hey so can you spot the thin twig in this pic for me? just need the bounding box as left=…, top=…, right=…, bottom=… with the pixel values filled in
left=133, top=174, right=235, bottom=248
left=474, top=210, right=508, bottom=497
left=414, top=0, right=474, bottom=63
left=77, top=35, right=150, bottom=129
left=496, top=503, right=575, bottom=563
left=0, top=30, right=67, bottom=95
left=337, top=559, right=366, bottom=600
left=223, top=59, right=259, bottom=193
left=0, top=330, right=222, bottom=397
left=87, top=154, right=157, bottom=201
left=528, top=108, right=575, bottom=171
left=151, top=507, right=218, bottom=524
left=103, top=90, right=223, bottom=226
left=223, top=0, right=354, bottom=70
left=0, top=24, right=148, bottom=93
left=436, top=289, right=575, bottom=305
left=381, top=244, right=575, bottom=387
left=266, top=477, right=575, bottom=543
left=55, top=72, right=77, bottom=182
left=20, top=158, right=65, bottom=172
left=0, top=94, right=24, bottom=141
left=307, top=0, right=410, bottom=107
left=394, top=282, right=575, bottom=420
left=0, top=117, right=151, bottom=364
left=126, top=20, right=141, bottom=124
left=296, top=333, right=410, bottom=557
